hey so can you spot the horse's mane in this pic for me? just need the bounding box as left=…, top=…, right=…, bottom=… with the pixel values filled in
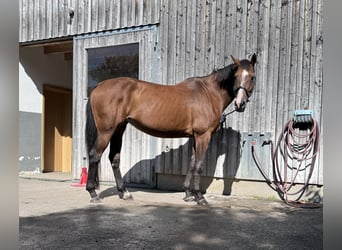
left=211, top=63, right=237, bottom=98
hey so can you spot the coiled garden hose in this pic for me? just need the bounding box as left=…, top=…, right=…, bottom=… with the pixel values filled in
left=251, top=112, right=321, bottom=208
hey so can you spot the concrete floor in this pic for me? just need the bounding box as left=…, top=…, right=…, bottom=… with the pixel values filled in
left=19, top=176, right=322, bottom=249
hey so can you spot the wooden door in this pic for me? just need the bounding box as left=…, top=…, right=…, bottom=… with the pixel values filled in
left=43, top=86, right=72, bottom=172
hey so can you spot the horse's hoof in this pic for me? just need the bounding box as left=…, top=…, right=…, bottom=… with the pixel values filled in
left=183, top=195, right=196, bottom=202
left=90, top=196, right=102, bottom=203
left=119, top=191, right=133, bottom=200
left=197, top=198, right=208, bottom=205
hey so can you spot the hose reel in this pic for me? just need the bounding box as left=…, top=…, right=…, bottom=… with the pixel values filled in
left=251, top=110, right=321, bottom=208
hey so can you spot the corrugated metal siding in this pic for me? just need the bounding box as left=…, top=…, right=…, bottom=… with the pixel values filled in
left=19, top=0, right=160, bottom=43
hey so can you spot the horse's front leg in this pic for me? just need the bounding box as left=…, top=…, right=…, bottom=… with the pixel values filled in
left=193, top=159, right=208, bottom=205
left=192, top=133, right=211, bottom=205
left=183, top=148, right=196, bottom=202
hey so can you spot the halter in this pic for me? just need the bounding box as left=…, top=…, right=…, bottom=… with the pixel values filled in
left=234, top=86, right=252, bottom=98
left=220, top=85, right=252, bottom=128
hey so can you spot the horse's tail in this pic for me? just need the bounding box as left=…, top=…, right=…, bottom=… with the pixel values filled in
left=85, top=98, right=97, bottom=154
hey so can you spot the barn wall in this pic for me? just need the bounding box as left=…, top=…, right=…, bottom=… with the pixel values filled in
left=155, top=0, right=323, bottom=185
left=72, top=26, right=159, bottom=185
left=19, top=0, right=160, bottom=43
left=20, top=0, right=323, bottom=186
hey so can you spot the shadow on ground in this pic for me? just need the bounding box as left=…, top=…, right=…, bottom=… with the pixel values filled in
left=20, top=200, right=322, bottom=250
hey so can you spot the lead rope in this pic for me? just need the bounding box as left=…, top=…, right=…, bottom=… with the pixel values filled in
left=220, top=109, right=236, bottom=129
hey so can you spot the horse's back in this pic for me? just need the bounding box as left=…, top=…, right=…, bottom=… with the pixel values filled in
left=89, top=76, right=219, bottom=137
left=93, top=77, right=139, bottom=95
left=89, top=77, right=140, bottom=130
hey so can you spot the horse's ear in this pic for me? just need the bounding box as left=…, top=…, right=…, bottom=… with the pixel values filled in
left=230, top=55, right=240, bottom=65
left=251, top=53, right=257, bottom=67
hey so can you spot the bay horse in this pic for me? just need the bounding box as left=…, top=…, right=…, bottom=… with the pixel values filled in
left=86, top=54, right=257, bottom=205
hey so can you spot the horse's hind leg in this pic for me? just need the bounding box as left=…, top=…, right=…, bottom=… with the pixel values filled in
left=109, top=123, right=132, bottom=200
left=87, top=133, right=111, bottom=203
left=183, top=146, right=196, bottom=202
left=87, top=147, right=101, bottom=202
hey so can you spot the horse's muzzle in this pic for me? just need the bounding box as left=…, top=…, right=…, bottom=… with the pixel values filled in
left=235, top=101, right=246, bottom=112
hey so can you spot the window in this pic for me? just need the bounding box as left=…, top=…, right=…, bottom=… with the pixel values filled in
left=87, top=43, right=139, bottom=94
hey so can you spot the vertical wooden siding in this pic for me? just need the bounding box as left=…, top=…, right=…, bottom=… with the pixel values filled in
left=21, top=0, right=323, bottom=185
left=19, top=0, right=160, bottom=42
left=156, top=0, right=323, bottom=184
left=72, top=27, right=158, bottom=185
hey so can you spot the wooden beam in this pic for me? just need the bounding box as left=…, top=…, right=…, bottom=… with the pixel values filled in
left=20, top=38, right=73, bottom=47
left=43, top=41, right=73, bottom=54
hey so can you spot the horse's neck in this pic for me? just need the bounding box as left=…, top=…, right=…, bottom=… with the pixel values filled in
left=219, top=87, right=234, bottom=111
left=204, top=75, right=234, bottom=113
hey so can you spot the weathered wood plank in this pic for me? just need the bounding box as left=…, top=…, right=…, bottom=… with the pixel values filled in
left=246, top=0, right=259, bottom=134
left=20, top=0, right=26, bottom=41
left=271, top=0, right=282, bottom=138
left=166, top=0, right=177, bottom=84
left=259, top=0, right=270, bottom=134
left=20, top=0, right=161, bottom=43
left=194, top=0, right=205, bottom=77
left=184, top=0, right=195, bottom=78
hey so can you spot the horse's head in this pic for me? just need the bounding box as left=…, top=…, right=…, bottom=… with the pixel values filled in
left=231, top=53, right=257, bottom=112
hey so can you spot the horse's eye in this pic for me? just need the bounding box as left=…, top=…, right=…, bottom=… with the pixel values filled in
left=251, top=76, right=255, bottom=82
